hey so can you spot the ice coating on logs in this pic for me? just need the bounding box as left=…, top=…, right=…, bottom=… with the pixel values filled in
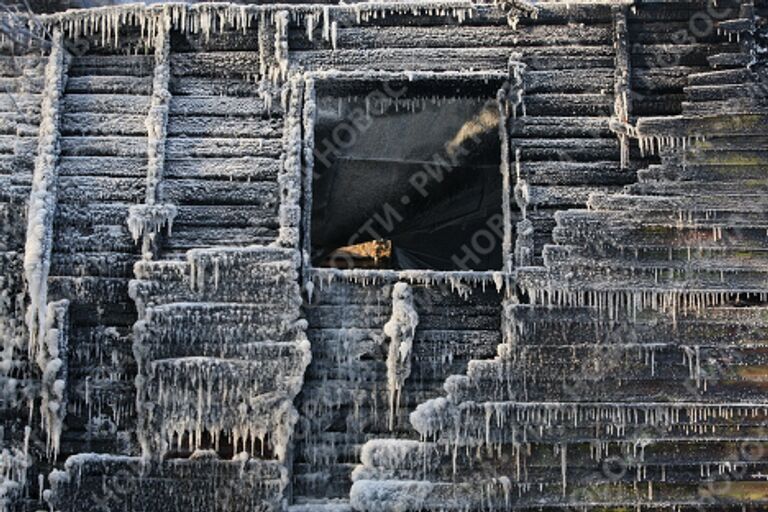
left=0, top=1, right=767, bottom=511
left=131, top=246, right=310, bottom=462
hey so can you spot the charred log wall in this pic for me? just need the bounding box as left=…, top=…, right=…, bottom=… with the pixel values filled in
left=0, top=1, right=766, bottom=511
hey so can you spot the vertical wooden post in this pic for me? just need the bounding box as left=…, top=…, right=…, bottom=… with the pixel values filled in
left=127, top=11, right=176, bottom=260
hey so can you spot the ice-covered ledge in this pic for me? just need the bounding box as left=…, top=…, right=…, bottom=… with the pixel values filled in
left=307, top=267, right=512, bottom=297
left=636, top=114, right=768, bottom=139
left=17, top=0, right=643, bottom=41
left=26, top=1, right=477, bottom=36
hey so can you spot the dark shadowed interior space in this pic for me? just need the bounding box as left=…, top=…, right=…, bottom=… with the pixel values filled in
left=311, top=80, right=504, bottom=271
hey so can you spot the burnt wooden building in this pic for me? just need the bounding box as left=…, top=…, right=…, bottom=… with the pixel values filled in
left=1, top=0, right=768, bottom=510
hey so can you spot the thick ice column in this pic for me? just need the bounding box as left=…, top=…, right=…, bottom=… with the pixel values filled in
left=384, top=282, right=419, bottom=430
left=23, top=29, right=68, bottom=352
left=127, top=11, right=176, bottom=260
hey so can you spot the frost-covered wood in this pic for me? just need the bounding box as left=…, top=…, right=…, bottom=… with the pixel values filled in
left=3, top=1, right=768, bottom=511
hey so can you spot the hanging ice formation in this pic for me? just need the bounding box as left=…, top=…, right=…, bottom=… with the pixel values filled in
left=18, top=29, right=71, bottom=461
left=383, top=283, right=419, bottom=431
left=36, top=300, right=69, bottom=460
left=127, top=13, right=176, bottom=260
left=23, top=29, right=67, bottom=353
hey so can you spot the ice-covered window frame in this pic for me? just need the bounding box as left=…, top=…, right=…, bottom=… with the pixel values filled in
left=299, top=71, right=517, bottom=287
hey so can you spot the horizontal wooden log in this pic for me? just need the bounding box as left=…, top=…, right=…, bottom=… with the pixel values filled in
left=169, top=76, right=263, bottom=96
left=158, top=179, right=277, bottom=205
left=524, top=93, right=612, bottom=116
left=58, top=176, right=145, bottom=202
left=165, top=137, right=283, bottom=158
left=65, top=75, right=152, bottom=94
left=514, top=137, right=619, bottom=161
left=521, top=161, right=633, bottom=186
left=68, top=55, right=154, bottom=76
left=63, top=94, right=150, bottom=114
left=169, top=96, right=277, bottom=116
left=174, top=205, right=279, bottom=227
left=170, top=52, right=261, bottom=77
left=292, top=46, right=614, bottom=72
left=59, top=156, right=147, bottom=177
left=164, top=157, right=281, bottom=180
left=167, top=115, right=283, bottom=138
left=289, top=23, right=612, bottom=51
left=50, top=252, right=138, bottom=278
left=161, top=227, right=280, bottom=252
left=60, top=136, right=147, bottom=157
left=509, top=116, right=612, bottom=137
left=61, top=113, right=146, bottom=136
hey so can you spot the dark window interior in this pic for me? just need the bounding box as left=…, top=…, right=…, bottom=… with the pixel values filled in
left=311, top=79, right=504, bottom=271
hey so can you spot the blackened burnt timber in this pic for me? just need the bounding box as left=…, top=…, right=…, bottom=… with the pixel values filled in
left=0, top=1, right=767, bottom=511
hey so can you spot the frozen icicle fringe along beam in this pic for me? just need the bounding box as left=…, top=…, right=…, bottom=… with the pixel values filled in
left=308, top=268, right=511, bottom=296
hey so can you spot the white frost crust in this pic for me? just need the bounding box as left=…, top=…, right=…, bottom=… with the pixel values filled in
left=359, top=439, right=422, bottom=470
left=409, top=396, right=450, bottom=438
left=350, top=479, right=434, bottom=512
left=23, top=29, right=67, bottom=352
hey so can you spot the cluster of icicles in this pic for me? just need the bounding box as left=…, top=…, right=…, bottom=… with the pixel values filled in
left=32, top=1, right=475, bottom=52
left=411, top=400, right=768, bottom=451
left=324, top=95, right=496, bottom=118
left=520, top=285, right=759, bottom=323
left=354, top=397, right=764, bottom=508
left=637, top=134, right=706, bottom=157
left=145, top=303, right=295, bottom=347
left=145, top=357, right=295, bottom=457
left=310, top=268, right=510, bottom=299
left=187, top=248, right=298, bottom=293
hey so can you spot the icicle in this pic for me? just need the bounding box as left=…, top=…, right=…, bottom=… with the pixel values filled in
left=305, top=12, right=315, bottom=40
left=322, top=6, right=330, bottom=41
left=331, top=20, right=338, bottom=51
left=557, top=443, right=567, bottom=496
